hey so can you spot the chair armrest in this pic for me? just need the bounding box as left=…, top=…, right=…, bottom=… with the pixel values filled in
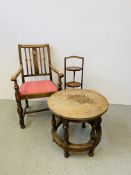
left=50, top=65, right=64, bottom=78
left=11, top=65, right=23, bottom=81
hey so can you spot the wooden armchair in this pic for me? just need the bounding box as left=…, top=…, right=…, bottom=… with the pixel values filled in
left=11, top=44, right=64, bottom=129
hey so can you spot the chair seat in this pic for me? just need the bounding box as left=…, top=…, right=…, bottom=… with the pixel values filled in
left=20, top=80, right=57, bottom=96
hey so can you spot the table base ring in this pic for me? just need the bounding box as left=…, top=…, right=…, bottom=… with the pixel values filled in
left=51, top=117, right=102, bottom=157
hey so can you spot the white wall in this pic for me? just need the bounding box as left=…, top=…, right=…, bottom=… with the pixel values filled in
left=0, top=0, right=131, bottom=105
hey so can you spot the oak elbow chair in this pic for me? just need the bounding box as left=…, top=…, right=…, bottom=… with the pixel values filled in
left=11, top=44, right=64, bottom=129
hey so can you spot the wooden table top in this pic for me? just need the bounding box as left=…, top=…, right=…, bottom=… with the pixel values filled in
left=48, top=89, right=109, bottom=120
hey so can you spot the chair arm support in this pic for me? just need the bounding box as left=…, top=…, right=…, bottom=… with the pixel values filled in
left=50, top=65, right=64, bottom=78
left=50, top=64, right=64, bottom=90
left=11, top=65, right=23, bottom=81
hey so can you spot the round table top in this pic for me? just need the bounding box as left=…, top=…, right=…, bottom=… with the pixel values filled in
left=48, top=89, right=109, bottom=120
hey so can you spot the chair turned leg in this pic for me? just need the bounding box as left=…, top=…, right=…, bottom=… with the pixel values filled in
left=17, top=100, right=25, bottom=129
left=25, top=99, right=29, bottom=108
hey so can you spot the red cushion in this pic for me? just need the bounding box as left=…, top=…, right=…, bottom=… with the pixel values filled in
left=20, top=80, right=57, bottom=96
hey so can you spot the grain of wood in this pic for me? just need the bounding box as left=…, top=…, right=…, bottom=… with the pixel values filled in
left=48, top=89, right=109, bottom=120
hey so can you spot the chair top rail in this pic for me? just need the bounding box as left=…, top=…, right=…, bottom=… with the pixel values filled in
left=18, top=44, right=49, bottom=48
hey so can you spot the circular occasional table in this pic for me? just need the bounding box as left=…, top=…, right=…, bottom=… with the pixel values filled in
left=48, top=89, right=109, bottom=158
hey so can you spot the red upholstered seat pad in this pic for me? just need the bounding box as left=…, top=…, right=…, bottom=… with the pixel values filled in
left=20, top=80, right=57, bottom=95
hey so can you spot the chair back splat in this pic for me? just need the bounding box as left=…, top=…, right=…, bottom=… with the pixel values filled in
left=18, top=44, right=52, bottom=81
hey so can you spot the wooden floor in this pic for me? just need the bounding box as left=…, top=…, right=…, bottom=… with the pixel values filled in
left=0, top=100, right=131, bottom=175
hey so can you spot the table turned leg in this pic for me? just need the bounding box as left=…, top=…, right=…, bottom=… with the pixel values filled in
left=63, top=119, right=69, bottom=158
left=95, top=117, right=102, bottom=146
left=82, top=122, right=86, bottom=128
left=51, top=114, right=56, bottom=132
left=88, top=117, right=102, bottom=157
